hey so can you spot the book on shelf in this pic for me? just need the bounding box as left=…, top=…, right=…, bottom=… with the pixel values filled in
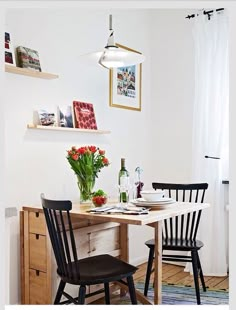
left=73, top=101, right=97, bottom=130
left=16, top=46, right=41, bottom=72
left=57, top=106, right=74, bottom=128
left=38, top=109, right=56, bottom=126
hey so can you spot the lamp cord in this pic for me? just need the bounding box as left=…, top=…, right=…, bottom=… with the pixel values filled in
left=109, top=14, right=113, bottom=31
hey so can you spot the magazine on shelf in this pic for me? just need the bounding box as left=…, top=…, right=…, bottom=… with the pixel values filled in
left=57, top=106, right=74, bottom=128
left=73, top=101, right=97, bottom=130
left=38, top=109, right=56, bottom=126
left=16, top=46, right=41, bottom=72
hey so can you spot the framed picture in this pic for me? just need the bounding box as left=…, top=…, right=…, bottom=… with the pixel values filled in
left=16, top=46, right=41, bottom=72
left=57, top=106, right=74, bottom=128
left=109, top=43, right=142, bottom=111
left=38, top=109, right=56, bottom=126
left=73, top=101, right=97, bottom=130
left=5, top=31, right=16, bottom=66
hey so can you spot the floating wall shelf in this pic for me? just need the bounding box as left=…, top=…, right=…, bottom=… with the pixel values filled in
left=27, top=124, right=111, bottom=134
left=5, top=65, right=59, bottom=79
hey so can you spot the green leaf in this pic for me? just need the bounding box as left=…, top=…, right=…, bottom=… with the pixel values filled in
left=93, top=189, right=106, bottom=197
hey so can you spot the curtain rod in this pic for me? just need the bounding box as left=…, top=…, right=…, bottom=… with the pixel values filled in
left=185, top=8, right=224, bottom=20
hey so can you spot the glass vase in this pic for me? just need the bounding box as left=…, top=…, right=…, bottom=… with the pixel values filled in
left=77, top=174, right=95, bottom=203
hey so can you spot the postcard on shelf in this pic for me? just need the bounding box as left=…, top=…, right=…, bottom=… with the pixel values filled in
left=73, top=101, right=97, bottom=130
left=5, top=31, right=16, bottom=66
left=16, top=46, right=41, bottom=72
left=38, top=109, right=56, bottom=126
left=57, top=106, right=74, bottom=128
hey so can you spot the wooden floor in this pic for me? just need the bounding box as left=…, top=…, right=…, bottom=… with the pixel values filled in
left=91, top=262, right=228, bottom=304
left=135, top=262, right=229, bottom=290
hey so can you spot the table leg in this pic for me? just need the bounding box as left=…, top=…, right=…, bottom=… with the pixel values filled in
left=119, top=223, right=128, bottom=296
left=154, top=221, right=162, bottom=304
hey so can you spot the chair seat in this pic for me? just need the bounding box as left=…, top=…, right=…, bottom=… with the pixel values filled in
left=145, top=238, right=204, bottom=251
left=58, top=254, right=138, bottom=285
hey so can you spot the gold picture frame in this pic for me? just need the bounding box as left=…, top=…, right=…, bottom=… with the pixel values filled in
left=109, top=43, right=142, bottom=111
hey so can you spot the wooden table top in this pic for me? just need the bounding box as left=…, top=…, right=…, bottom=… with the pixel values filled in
left=23, top=202, right=210, bottom=226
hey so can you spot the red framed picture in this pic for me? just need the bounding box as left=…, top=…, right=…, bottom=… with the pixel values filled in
left=73, top=101, right=97, bottom=130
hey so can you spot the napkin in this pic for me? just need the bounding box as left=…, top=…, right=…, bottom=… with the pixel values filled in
left=88, top=204, right=149, bottom=215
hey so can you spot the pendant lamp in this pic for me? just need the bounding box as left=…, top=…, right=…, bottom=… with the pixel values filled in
left=98, top=15, right=145, bottom=69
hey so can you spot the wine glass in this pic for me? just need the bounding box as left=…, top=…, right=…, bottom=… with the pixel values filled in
left=117, top=183, right=130, bottom=208
left=129, top=175, right=140, bottom=201
left=134, top=167, right=144, bottom=199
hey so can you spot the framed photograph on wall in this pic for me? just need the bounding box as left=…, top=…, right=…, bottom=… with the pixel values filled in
left=5, top=31, right=16, bottom=66
left=109, top=44, right=142, bottom=111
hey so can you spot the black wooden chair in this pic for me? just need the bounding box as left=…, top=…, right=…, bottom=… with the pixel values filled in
left=41, top=193, right=138, bottom=305
left=144, top=183, right=208, bottom=305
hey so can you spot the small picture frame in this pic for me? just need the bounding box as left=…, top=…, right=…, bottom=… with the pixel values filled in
left=5, top=32, right=16, bottom=66
left=38, top=109, right=56, bottom=126
left=57, top=106, right=74, bottom=128
left=16, top=46, right=41, bottom=72
left=109, top=43, right=142, bottom=111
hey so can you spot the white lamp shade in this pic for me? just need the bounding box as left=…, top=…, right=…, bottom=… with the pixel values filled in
left=98, top=46, right=145, bottom=69
left=82, top=15, right=145, bottom=69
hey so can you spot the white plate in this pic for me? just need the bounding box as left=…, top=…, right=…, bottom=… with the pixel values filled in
left=130, top=197, right=176, bottom=207
left=137, top=197, right=174, bottom=203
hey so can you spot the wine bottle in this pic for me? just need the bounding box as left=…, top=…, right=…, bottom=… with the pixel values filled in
left=119, top=158, right=129, bottom=203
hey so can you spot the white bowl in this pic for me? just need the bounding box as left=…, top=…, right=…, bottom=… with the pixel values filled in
left=140, top=190, right=164, bottom=202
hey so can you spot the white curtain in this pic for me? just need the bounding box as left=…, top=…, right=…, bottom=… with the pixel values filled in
left=191, top=11, right=229, bottom=275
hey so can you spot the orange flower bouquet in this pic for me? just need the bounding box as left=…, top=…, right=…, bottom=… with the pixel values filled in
left=67, top=146, right=109, bottom=201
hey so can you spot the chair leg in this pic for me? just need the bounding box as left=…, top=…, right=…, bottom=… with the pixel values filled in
left=196, top=251, right=206, bottom=292
left=104, top=282, right=110, bottom=304
left=78, top=285, right=86, bottom=304
left=144, top=246, right=155, bottom=296
left=54, top=280, right=66, bottom=304
left=191, top=250, right=201, bottom=305
left=127, top=276, right=137, bottom=304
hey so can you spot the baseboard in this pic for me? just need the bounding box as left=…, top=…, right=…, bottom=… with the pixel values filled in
left=130, top=248, right=188, bottom=268
left=164, top=261, right=186, bottom=267
left=130, top=255, right=148, bottom=267
left=130, top=256, right=186, bottom=267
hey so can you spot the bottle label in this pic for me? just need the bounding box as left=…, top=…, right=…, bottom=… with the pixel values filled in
left=120, top=176, right=129, bottom=188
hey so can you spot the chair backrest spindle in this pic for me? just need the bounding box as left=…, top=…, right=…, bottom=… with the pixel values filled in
left=41, top=194, right=80, bottom=280
left=152, top=183, right=208, bottom=243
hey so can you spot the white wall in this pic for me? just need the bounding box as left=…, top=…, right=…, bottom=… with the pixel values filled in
left=129, top=9, right=195, bottom=266
left=149, top=9, right=195, bottom=183
left=5, top=8, right=154, bottom=304
left=5, top=8, right=152, bottom=202
left=4, top=8, right=194, bottom=304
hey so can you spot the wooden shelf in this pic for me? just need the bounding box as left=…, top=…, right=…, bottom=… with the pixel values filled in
left=27, top=124, right=111, bottom=134
left=5, top=65, right=59, bottom=79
